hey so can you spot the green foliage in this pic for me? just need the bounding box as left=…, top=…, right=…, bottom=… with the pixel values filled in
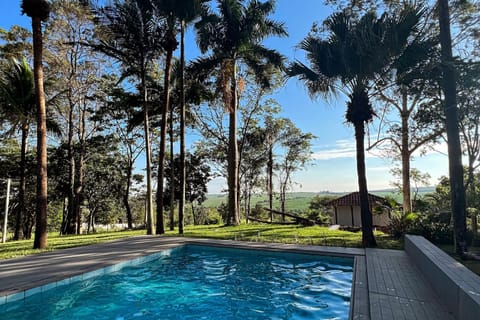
left=188, top=206, right=222, bottom=225
left=387, top=210, right=473, bottom=245
left=386, top=212, right=418, bottom=239
left=163, top=152, right=212, bottom=207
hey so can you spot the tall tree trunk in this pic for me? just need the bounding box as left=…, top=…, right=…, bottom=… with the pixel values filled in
left=32, top=16, right=48, bottom=250
left=280, top=182, right=286, bottom=221
left=438, top=0, right=467, bottom=255
left=14, top=123, right=29, bottom=240
left=179, top=20, right=186, bottom=235
left=124, top=156, right=133, bottom=229
left=74, top=102, right=86, bottom=235
left=169, top=102, right=175, bottom=231
left=142, top=69, right=154, bottom=235
left=156, top=41, right=175, bottom=235
left=268, top=144, right=273, bottom=222
left=227, top=62, right=239, bottom=225
left=191, top=202, right=196, bottom=225
left=354, top=121, right=377, bottom=248
left=468, top=166, right=477, bottom=235
left=63, top=97, right=76, bottom=235
left=401, top=91, right=412, bottom=214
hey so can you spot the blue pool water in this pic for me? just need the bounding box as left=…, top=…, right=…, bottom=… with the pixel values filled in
left=1, top=245, right=353, bottom=320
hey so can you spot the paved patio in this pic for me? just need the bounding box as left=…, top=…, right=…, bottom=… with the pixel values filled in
left=0, top=236, right=454, bottom=319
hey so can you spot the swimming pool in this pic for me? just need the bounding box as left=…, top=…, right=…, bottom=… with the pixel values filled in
left=1, top=245, right=353, bottom=320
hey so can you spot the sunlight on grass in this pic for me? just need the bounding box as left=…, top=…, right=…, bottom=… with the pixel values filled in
left=165, top=223, right=402, bottom=250
left=0, top=224, right=401, bottom=260
left=0, top=230, right=144, bottom=260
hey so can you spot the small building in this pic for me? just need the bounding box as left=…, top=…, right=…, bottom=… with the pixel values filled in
left=326, top=192, right=392, bottom=227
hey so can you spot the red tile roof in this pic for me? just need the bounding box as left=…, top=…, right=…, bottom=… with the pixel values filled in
left=326, top=192, right=387, bottom=207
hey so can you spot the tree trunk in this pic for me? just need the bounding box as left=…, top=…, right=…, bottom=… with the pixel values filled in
left=354, top=121, right=377, bottom=247
left=142, top=68, right=154, bottom=235
left=468, top=166, right=477, bottom=234
left=268, top=145, right=273, bottom=222
left=280, top=182, right=286, bottom=222
left=124, top=157, right=133, bottom=229
left=14, top=123, right=29, bottom=240
left=32, top=16, right=48, bottom=250
left=169, top=102, right=175, bottom=231
left=74, top=101, right=87, bottom=235
left=156, top=44, right=174, bottom=235
left=438, top=0, right=468, bottom=255
left=191, top=202, right=196, bottom=225
left=179, top=20, right=186, bottom=235
left=401, top=91, right=412, bottom=214
left=63, top=96, right=76, bottom=235
left=227, top=62, right=239, bottom=225
left=247, top=188, right=252, bottom=223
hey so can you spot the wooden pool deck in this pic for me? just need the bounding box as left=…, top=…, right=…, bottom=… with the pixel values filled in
left=0, top=236, right=455, bottom=319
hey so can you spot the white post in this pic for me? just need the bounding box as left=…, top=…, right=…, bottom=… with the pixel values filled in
left=2, top=179, right=11, bottom=243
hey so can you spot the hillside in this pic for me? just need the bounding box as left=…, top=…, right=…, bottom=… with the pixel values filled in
left=202, top=187, right=436, bottom=211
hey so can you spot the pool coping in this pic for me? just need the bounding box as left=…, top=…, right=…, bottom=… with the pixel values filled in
left=0, top=236, right=366, bottom=319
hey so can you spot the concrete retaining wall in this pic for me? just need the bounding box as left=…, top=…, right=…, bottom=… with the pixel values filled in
left=405, top=234, right=480, bottom=320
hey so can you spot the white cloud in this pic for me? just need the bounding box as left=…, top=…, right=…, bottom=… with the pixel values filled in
left=311, top=139, right=377, bottom=160
left=368, top=166, right=390, bottom=172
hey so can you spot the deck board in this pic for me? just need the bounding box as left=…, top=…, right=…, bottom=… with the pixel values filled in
left=366, top=248, right=454, bottom=320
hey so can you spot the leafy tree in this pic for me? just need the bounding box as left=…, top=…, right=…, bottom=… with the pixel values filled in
left=0, top=58, right=35, bottom=240
left=288, top=5, right=422, bottom=247
left=276, top=124, right=314, bottom=217
left=240, top=126, right=268, bottom=219
left=457, top=61, right=480, bottom=234
left=262, top=115, right=289, bottom=220
left=163, top=152, right=212, bottom=223
left=95, top=85, right=145, bottom=229
left=369, top=19, right=444, bottom=214
left=0, top=26, right=32, bottom=63
left=0, top=138, right=37, bottom=239
left=91, top=0, right=164, bottom=235
left=46, top=0, right=106, bottom=235
left=193, top=0, right=287, bottom=225
left=83, top=136, right=125, bottom=233
left=21, top=0, right=51, bottom=249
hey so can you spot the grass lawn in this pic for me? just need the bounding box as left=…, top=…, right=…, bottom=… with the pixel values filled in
left=2, top=224, right=479, bottom=275
left=0, top=230, right=145, bottom=259
left=0, top=224, right=400, bottom=260
left=166, top=224, right=401, bottom=249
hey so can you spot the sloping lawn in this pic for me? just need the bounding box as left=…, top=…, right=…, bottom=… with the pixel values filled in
left=169, top=224, right=401, bottom=249
left=0, top=224, right=400, bottom=260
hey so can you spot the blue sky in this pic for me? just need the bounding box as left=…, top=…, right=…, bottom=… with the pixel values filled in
left=0, top=0, right=450, bottom=193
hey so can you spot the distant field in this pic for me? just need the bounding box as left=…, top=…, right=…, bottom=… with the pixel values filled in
left=203, top=192, right=328, bottom=212
left=202, top=189, right=420, bottom=211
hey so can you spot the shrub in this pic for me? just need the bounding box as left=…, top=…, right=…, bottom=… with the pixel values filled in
left=386, top=212, right=418, bottom=239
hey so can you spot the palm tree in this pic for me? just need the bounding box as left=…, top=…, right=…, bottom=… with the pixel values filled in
left=92, top=0, right=164, bottom=235
left=21, top=0, right=50, bottom=249
left=194, top=0, right=287, bottom=225
left=288, top=6, right=421, bottom=247
left=0, top=58, right=35, bottom=241
left=150, top=0, right=207, bottom=234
